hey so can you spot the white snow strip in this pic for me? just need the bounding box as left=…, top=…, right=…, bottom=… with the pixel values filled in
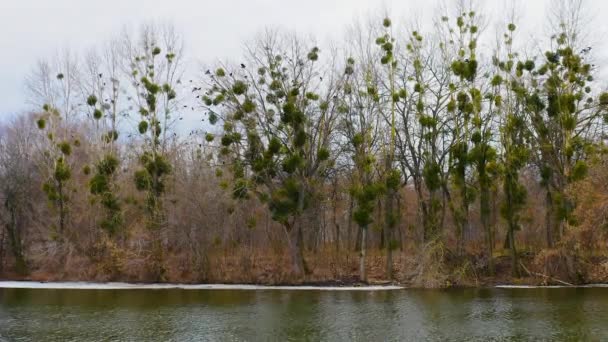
left=0, top=281, right=403, bottom=291
left=495, top=284, right=608, bottom=289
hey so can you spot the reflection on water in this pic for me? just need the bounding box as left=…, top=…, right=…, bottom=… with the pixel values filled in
left=1, top=287, right=607, bottom=341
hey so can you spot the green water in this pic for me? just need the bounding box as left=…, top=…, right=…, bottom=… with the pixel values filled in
left=1, top=287, right=607, bottom=341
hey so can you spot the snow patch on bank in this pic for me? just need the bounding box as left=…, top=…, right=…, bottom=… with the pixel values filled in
left=496, top=284, right=608, bottom=289
left=0, top=281, right=403, bottom=291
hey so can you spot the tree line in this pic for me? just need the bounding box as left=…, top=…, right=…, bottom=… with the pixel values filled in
left=1, top=1, right=607, bottom=284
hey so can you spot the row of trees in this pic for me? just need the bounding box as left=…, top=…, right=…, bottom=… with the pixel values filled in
left=1, top=1, right=607, bottom=283
left=201, top=1, right=607, bottom=280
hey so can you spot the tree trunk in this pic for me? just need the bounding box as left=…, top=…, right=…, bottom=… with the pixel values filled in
left=355, top=225, right=362, bottom=252
left=335, top=223, right=340, bottom=253
left=385, top=192, right=395, bottom=280
left=456, top=219, right=465, bottom=257
left=5, top=200, right=26, bottom=274
left=285, top=222, right=306, bottom=278
left=333, top=204, right=339, bottom=252
left=0, top=227, right=4, bottom=274
left=58, top=182, right=66, bottom=234
left=378, top=200, right=384, bottom=249
left=453, top=210, right=470, bottom=258
left=359, top=227, right=367, bottom=283
left=397, top=196, right=404, bottom=252
left=508, top=223, right=519, bottom=277
left=332, top=179, right=340, bottom=252
left=545, top=190, right=554, bottom=248
left=347, top=193, right=354, bottom=251
left=287, top=181, right=309, bottom=277
left=480, top=185, right=494, bottom=275
left=423, top=190, right=441, bottom=243
left=385, top=232, right=393, bottom=280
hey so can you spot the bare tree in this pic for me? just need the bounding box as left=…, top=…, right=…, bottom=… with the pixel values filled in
left=0, top=116, right=39, bottom=274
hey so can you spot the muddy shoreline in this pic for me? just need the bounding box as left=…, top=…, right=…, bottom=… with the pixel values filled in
left=1, top=279, right=607, bottom=290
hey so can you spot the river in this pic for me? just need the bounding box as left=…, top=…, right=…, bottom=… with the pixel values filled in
left=1, top=284, right=607, bottom=341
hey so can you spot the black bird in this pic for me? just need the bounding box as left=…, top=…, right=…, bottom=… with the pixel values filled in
left=98, top=73, right=103, bottom=78
left=205, top=69, right=211, bottom=75
left=241, top=63, right=246, bottom=68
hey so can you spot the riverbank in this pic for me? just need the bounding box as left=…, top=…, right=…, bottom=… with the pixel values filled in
left=3, top=280, right=608, bottom=291
left=2, top=247, right=607, bottom=289
left=0, top=281, right=404, bottom=291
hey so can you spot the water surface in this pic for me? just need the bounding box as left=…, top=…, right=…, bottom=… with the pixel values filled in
left=1, top=286, right=607, bottom=341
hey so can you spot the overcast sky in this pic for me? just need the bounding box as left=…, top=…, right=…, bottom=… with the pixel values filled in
left=1, top=0, right=607, bottom=122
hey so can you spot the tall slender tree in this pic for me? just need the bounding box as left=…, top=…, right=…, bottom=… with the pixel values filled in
left=203, top=32, right=338, bottom=277
left=376, top=17, right=402, bottom=279
left=82, top=42, right=124, bottom=236
left=0, top=117, right=38, bottom=274
left=126, top=24, right=182, bottom=279
left=526, top=9, right=607, bottom=247
left=444, top=9, right=481, bottom=257
left=339, top=53, right=384, bottom=282
left=492, top=21, right=531, bottom=277
left=36, top=103, right=77, bottom=241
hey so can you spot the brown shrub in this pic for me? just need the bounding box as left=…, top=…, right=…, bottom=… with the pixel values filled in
left=532, top=248, right=586, bottom=284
